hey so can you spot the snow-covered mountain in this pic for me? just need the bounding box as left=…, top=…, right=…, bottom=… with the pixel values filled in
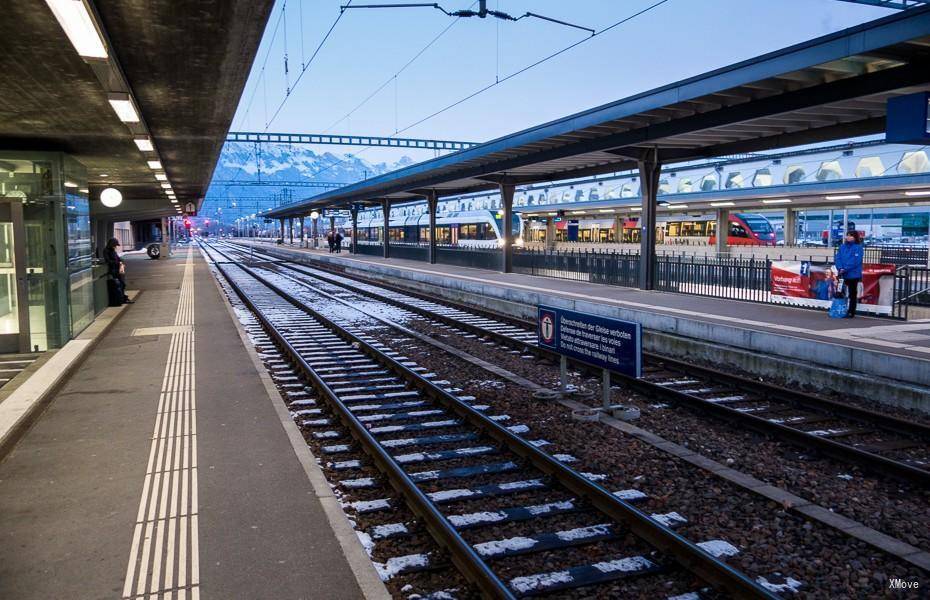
left=202, top=142, right=414, bottom=219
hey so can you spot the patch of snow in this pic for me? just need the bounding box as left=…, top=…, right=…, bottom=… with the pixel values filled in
left=756, top=575, right=804, bottom=594
left=651, top=512, right=688, bottom=527
left=553, top=454, right=577, bottom=463
left=371, top=523, right=409, bottom=539
left=507, top=425, right=530, bottom=434
left=349, top=499, right=391, bottom=513
left=697, top=540, right=740, bottom=558
left=474, top=535, right=537, bottom=557
left=581, top=472, right=607, bottom=482
left=591, top=556, right=654, bottom=573
left=837, top=473, right=853, bottom=480
left=556, top=523, right=611, bottom=541
left=613, top=489, right=648, bottom=501
left=509, top=570, right=573, bottom=594
left=341, top=477, right=376, bottom=489
left=373, top=553, right=430, bottom=581
left=323, top=444, right=350, bottom=453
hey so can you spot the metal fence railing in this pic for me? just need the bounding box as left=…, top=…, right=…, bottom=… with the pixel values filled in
left=656, top=255, right=773, bottom=303
left=513, top=248, right=640, bottom=287
left=893, top=266, right=930, bottom=316
left=862, top=245, right=929, bottom=267
left=390, top=243, right=429, bottom=262
left=353, top=242, right=384, bottom=256
left=435, top=246, right=502, bottom=270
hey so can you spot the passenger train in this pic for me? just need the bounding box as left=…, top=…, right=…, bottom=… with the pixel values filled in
left=355, top=210, right=523, bottom=248
left=353, top=209, right=776, bottom=247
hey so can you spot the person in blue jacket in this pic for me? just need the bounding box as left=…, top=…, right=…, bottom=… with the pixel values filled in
left=834, top=230, right=864, bottom=318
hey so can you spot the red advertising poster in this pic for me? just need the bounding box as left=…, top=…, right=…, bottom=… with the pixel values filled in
left=770, top=261, right=896, bottom=315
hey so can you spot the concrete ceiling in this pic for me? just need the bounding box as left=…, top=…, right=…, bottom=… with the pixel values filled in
left=0, top=0, right=274, bottom=220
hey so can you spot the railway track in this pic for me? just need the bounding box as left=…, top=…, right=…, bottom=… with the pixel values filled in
left=202, top=241, right=777, bottom=599
left=219, top=241, right=930, bottom=487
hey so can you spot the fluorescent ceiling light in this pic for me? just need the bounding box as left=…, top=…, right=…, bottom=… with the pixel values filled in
left=597, top=209, right=615, bottom=213
left=44, top=0, right=107, bottom=59
left=631, top=207, right=643, bottom=211
left=710, top=201, right=735, bottom=207
left=155, top=173, right=167, bottom=181
left=546, top=212, right=557, bottom=216
left=108, top=93, right=139, bottom=123
left=134, top=137, right=153, bottom=152
left=160, top=182, right=171, bottom=189
left=64, top=181, right=78, bottom=188
left=825, top=194, right=860, bottom=201
left=762, top=198, right=792, bottom=205
left=904, top=190, right=930, bottom=197
left=170, top=198, right=178, bottom=203
left=147, top=160, right=162, bottom=170
left=79, top=188, right=88, bottom=193
left=666, top=204, right=689, bottom=209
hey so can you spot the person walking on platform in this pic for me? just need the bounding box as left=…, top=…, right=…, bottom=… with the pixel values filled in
left=335, top=231, right=343, bottom=253
left=104, top=238, right=134, bottom=305
left=835, top=230, right=863, bottom=318
left=326, top=231, right=335, bottom=253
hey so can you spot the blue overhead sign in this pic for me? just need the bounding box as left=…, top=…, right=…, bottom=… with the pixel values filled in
left=537, top=306, right=642, bottom=378
left=887, top=92, right=930, bottom=144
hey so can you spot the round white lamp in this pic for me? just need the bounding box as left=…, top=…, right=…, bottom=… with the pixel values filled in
left=100, top=187, right=123, bottom=208
left=310, top=210, right=320, bottom=220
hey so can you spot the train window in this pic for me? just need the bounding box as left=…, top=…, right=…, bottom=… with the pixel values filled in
left=678, top=178, right=693, bottom=193
left=730, top=223, right=749, bottom=238
left=667, top=222, right=681, bottom=236
left=816, top=160, right=843, bottom=181
left=752, top=168, right=772, bottom=186
left=699, top=174, right=717, bottom=191
left=855, top=156, right=884, bottom=177
left=725, top=172, right=744, bottom=189
left=784, top=165, right=806, bottom=184
left=740, top=215, right=774, bottom=234
left=899, top=151, right=929, bottom=174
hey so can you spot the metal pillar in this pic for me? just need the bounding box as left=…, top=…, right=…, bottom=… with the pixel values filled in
left=426, top=190, right=439, bottom=264
left=329, top=215, right=336, bottom=247
left=784, top=209, right=797, bottom=247
left=288, top=218, right=294, bottom=244
left=500, top=183, right=515, bottom=273
left=351, top=204, right=360, bottom=254
left=715, top=209, right=729, bottom=256
left=638, top=151, right=661, bottom=290
left=300, top=216, right=305, bottom=247
left=279, top=218, right=285, bottom=241
left=546, top=218, right=557, bottom=249
left=382, top=199, right=391, bottom=259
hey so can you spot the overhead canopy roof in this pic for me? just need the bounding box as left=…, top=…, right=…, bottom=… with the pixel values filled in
left=0, top=0, right=274, bottom=221
left=269, top=6, right=930, bottom=219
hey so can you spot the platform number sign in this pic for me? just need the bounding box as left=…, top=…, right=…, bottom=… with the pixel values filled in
left=537, top=305, right=642, bottom=378
left=539, top=309, right=556, bottom=346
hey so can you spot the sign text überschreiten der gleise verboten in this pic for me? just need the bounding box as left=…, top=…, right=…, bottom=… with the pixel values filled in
left=537, top=306, right=642, bottom=378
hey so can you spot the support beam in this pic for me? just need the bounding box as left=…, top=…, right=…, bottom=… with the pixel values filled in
left=300, top=216, right=306, bottom=247
left=329, top=215, right=336, bottom=246
left=351, top=204, right=360, bottom=254
left=784, top=209, right=797, bottom=247
left=638, top=150, right=661, bottom=290
left=715, top=209, right=729, bottom=256
left=547, top=218, right=557, bottom=249
left=279, top=218, right=285, bottom=241
left=499, top=184, right=515, bottom=273
left=425, top=190, right=439, bottom=264
left=288, top=218, right=294, bottom=244
left=382, top=199, right=391, bottom=259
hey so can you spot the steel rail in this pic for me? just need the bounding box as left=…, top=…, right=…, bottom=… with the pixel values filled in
left=234, top=245, right=930, bottom=486
left=215, top=260, right=516, bottom=599
left=210, top=245, right=777, bottom=599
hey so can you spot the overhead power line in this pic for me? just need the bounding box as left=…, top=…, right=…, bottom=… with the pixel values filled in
left=307, top=0, right=673, bottom=181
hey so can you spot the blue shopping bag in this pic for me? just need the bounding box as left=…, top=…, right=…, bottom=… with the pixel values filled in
left=829, top=297, right=848, bottom=318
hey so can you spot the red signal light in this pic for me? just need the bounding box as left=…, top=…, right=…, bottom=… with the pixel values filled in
left=184, top=218, right=192, bottom=229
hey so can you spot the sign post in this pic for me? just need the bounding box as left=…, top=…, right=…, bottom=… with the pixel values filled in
left=537, top=305, right=642, bottom=411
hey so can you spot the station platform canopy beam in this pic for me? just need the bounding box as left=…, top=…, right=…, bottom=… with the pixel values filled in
left=226, top=131, right=477, bottom=151
left=835, top=0, right=930, bottom=9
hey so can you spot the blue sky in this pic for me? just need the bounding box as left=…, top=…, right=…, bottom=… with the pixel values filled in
left=230, top=0, right=897, bottom=163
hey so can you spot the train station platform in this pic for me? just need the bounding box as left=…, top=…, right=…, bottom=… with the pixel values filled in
left=0, top=247, right=386, bottom=600
left=255, top=241, right=930, bottom=412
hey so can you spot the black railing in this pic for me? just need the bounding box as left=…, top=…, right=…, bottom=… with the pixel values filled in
left=390, top=243, right=429, bottom=262
left=353, top=242, right=383, bottom=256
left=656, top=255, right=772, bottom=303
left=435, top=246, right=502, bottom=270
left=893, top=266, right=930, bottom=315
left=862, top=244, right=929, bottom=266
left=514, top=248, right=639, bottom=287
